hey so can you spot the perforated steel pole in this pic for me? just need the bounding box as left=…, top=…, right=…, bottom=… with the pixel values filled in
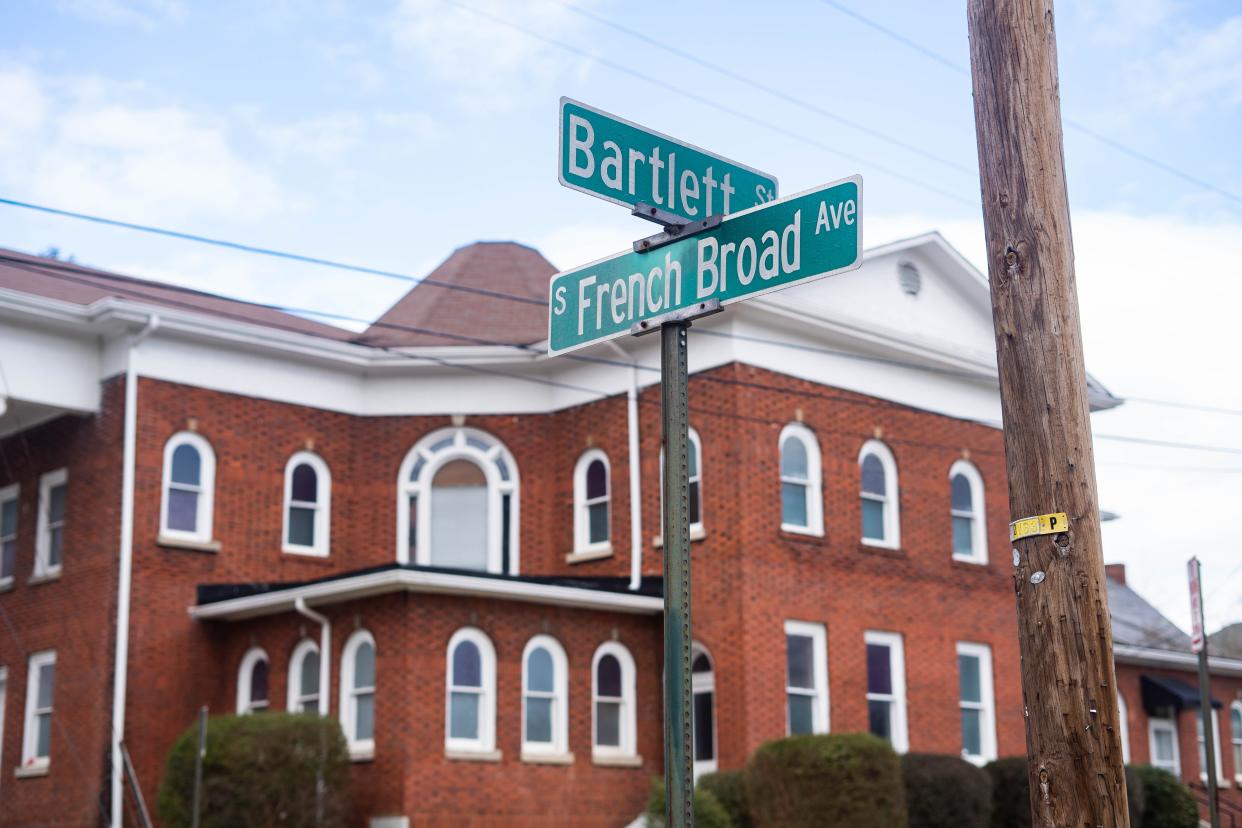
left=661, top=320, right=694, bottom=827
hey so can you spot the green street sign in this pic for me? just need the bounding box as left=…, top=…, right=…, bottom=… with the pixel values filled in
left=547, top=175, right=862, bottom=356
left=558, top=97, right=779, bottom=223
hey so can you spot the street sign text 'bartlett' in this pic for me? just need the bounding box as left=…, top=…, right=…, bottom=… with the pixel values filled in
left=548, top=176, right=862, bottom=355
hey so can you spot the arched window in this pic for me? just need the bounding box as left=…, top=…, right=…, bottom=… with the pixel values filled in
left=780, top=424, right=823, bottom=535
left=236, top=647, right=269, bottom=714
left=949, top=459, right=987, bottom=564
left=340, top=630, right=375, bottom=759
left=161, top=432, right=215, bottom=543
left=1117, top=691, right=1131, bottom=764
left=574, top=450, right=611, bottom=555
left=283, top=452, right=330, bottom=556
left=1230, top=702, right=1242, bottom=785
left=288, top=640, right=321, bottom=714
left=660, top=426, right=704, bottom=538
left=592, top=642, right=637, bottom=761
left=521, top=635, right=569, bottom=757
left=446, top=628, right=496, bottom=755
left=692, top=643, right=717, bottom=779
left=398, top=427, right=519, bottom=574
left=858, top=440, right=899, bottom=548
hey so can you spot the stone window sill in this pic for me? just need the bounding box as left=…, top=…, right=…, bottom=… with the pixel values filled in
left=14, top=763, right=49, bottom=778
left=520, top=751, right=575, bottom=765
left=652, top=527, right=706, bottom=548
left=592, top=753, right=643, bottom=768
left=349, top=748, right=375, bottom=763
left=445, top=749, right=502, bottom=763
left=858, top=543, right=905, bottom=558
left=27, top=571, right=62, bottom=586
left=565, top=546, right=612, bottom=565
left=0, top=578, right=13, bottom=593
left=951, top=554, right=989, bottom=567
left=158, top=535, right=222, bottom=553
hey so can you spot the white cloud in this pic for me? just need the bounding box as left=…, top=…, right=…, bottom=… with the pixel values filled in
left=254, top=111, right=367, bottom=161
left=1128, top=15, right=1242, bottom=113
left=54, top=0, right=187, bottom=29
left=1071, top=0, right=1181, bottom=46
left=0, top=67, right=47, bottom=151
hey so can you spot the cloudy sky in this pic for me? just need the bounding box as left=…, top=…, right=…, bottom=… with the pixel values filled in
left=3, top=0, right=1240, bottom=633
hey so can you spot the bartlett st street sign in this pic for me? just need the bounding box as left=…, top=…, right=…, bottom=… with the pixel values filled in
left=558, top=97, right=779, bottom=223
left=547, top=175, right=862, bottom=356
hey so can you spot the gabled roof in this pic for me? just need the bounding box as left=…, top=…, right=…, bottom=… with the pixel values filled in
left=357, top=241, right=553, bottom=348
left=1107, top=576, right=1192, bottom=651
left=1209, top=622, right=1242, bottom=659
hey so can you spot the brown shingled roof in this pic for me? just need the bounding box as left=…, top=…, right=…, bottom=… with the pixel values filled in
left=0, top=247, right=355, bottom=341
left=359, top=241, right=553, bottom=348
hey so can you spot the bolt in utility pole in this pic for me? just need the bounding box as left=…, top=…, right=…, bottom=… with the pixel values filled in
left=967, top=1, right=1129, bottom=825
left=661, top=320, right=694, bottom=827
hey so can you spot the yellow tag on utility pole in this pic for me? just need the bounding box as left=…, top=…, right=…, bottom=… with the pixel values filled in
left=1009, top=512, right=1069, bottom=541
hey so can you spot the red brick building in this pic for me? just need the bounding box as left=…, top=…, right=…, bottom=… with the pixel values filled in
left=0, top=236, right=1236, bottom=826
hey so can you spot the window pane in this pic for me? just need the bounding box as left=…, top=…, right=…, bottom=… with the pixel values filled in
left=586, top=459, right=607, bottom=499
left=36, top=712, right=52, bottom=758
left=48, top=527, right=62, bottom=568
left=301, top=651, right=320, bottom=696
left=861, top=499, right=885, bottom=540
left=354, top=692, right=374, bottom=741
left=407, top=494, right=417, bottom=551
left=597, top=655, right=621, bottom=697
left=1154, top=729, right=1174, bottom=762
left=869, top=699, right=892, bottom=741
left=782, top=482, right=808, bottom=527
left=1, top=497, right=16, bottom=534
left=410, top=456, right=425, bottom=481
left=291, top=463, right=317, bottom=502
left=465, top=435, right=489, bottom=452
left=694, top=691, right=715, bottom=760
left=171, top=445, right=201, bottom=485
left=288, top=507, right=315, bottom=547
left=430, top=470, right=488, bottom=570
left=781, top=438, right=808, bottom=478
left=688, top=439, right=699, bottom=478
left=951, top=474, right=973, bottom=512
left=495, top=457, right=510, bottom=482
left=961, top=708, right=982, bottom=756
left=689, top=480, right=701, bottom=524
left=867, top=644, right=892, bottom=695
left=49, top=484, right=66, bottom=523
left=788, top=695, right=813, bottom=735
left=953, top=516, right=974, bottom=555
left=596, top=701, right=620, bottom=746
left=450, top=692, right=479, bottom=739
left=354, top=642, right=375, bottom=688
left=167, top=489, right=199, bottom=532
left=692, top=653, right=711, bottom=674
left=453, top=641, right=481, bottom=687
left=37, top=663, right=54, bottom=708
left=588, top=502, right=609, bottom=544
left=786, top=635, right=814, bottom=689
left=861, top=455, right=886, bottom=495
left=527, top=647, right=554, bottom=693
left=250, top=660, right=269, bottom=705
left=1, top=539, right=14, bottom=579
left=958, top=654, right=982, bottom=703
left=1233, top=708, right=1241, bottom=732
left=526, top=697, right=553, bottom=744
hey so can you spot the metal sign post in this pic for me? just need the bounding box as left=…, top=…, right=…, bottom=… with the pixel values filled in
left=1189, top=557, right=1220, bottom=828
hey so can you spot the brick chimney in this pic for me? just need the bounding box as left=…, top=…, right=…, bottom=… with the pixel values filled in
left=1105, top=563, right=1126, bottom=586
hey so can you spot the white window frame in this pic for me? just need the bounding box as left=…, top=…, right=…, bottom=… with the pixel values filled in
left=287, top=639, right=321, bottom=714
left=21, top=650, right=55, bottom=770
left=779, top=424, right=823, bottom=536
left=573, top=449, right=612, bottom=556
left=865, top=630, right=909, bottom=753
left=160, top=432, right=216, bottom=544
left=858, top=440, right=900, bottom=549
left=397, top=427, right=520, bottom=574
left=0, top=483, right=18, bottom=587
left=692, top=642, right=718, bottom=779
left=236, top=647, right=269, bottom=715
left=34, top=469, right=67, bottom=577
left=591, top=641, right=637, bottom=761
left=1117, top=691, right=1131, bottom=764
left=955, top=642, right=997, bottom=765
left=658, top=426, right=705, bottom=541
left=784, top=620, right=830, bottom=736
left=1198, top=708, right=1225, bottom=784
left=1148, top=714, right=1181, bottom=775
left=948, top=459, right=987, bottom=564
left=282, top=452, right=331, bottom=557
left=340, top=630, right=376, bottom=760
left=445, top=627, right=497, bottom=756
left=520, top=634, right=569, bottom=759
left=1230, top=701, right=1242, bottom=785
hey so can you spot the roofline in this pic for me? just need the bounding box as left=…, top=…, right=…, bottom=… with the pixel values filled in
left=1114, top=643, right=1242, bottom=677
left=189, top=567, right=664, bottom=621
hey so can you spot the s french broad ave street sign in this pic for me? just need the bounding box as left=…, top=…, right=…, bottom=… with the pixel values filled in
left=559, top=97, right=779, bottom=223
left=547, top=175, right=863, bottom=356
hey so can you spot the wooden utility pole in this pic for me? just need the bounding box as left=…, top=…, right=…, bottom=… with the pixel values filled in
left=967, top=1, right=1129, bottom=825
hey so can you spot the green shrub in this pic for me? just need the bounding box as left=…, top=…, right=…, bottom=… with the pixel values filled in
left=984, top=757, right=1030, bottom=828
left=744, top=733, right=906, bottom=828
left=1132, top=765, right=1198, bottom=828
left=646, top=776, right=733, bottom=828
left=157, top=713, right=350, bottom=828
left=1125, top=765, right=1145, bottom=828
left=902, top=753, right=991, bottom=828
left=698, top=770, right=751, bottom=828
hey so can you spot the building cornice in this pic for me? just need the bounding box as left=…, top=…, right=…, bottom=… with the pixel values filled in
left=1113, top=643, right=1242, bottom=677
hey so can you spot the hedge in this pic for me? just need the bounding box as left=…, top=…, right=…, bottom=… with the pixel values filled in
left=698, top=770, right=751, bottom=828
left=745, top=733, right=906, bottom=828
left=987, top=757, right=1149, bottom=828
left=901, top=753, right=991, bottom=828
left=646, top=777, right=732, bottom=828
left=157, top=713, right=350, bottom=828
left=1132, top=765, right=1198, bottom=828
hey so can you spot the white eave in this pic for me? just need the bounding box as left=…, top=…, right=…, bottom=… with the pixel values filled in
left=189, top=568, right=664, bottom=621
left=1113, top=643, right=1242, bottom=677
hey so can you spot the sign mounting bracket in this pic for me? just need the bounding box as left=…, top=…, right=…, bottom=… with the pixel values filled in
left=631, top=202, right=723, bottom=253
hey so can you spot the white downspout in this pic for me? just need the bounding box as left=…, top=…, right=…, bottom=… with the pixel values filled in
left=606, top=342, right=644, bottom=591
left=294, top=598, right=331, bottom=716
left=112, top=314, right=159, bottom=828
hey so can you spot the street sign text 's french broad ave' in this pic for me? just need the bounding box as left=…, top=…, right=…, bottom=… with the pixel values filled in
left=559, top=97, right=779, bottom=222
left=548, top=176, right=862, bottom=356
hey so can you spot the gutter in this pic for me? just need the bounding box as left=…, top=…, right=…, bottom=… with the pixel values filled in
left=293, top=598, right=331, bottom=716
left=111, top=314, right=159, bottom=828
left=1113, top=643, right=1242, bottom=677
left=605, top=341, right=645, bottom=591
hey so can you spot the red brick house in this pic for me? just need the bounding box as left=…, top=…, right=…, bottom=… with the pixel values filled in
left=0, top=235, right=1233, bottom=827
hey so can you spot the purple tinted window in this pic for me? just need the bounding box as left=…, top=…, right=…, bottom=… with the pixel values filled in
left=453, top=640, right=481, bottom=687
left=250, top=660, right=269, bottom=704
left=171, top=444, right=201, bottom=486
left=167, top=489, right=198, bottom=532
left=867, top=644, right=892, bottom=695
left=291, top=463, right=317, bottom=502
left=586, top=459, right=607, bottom=499
left=597, top=654, right=621, bottom=697
left=951, top=474, right=972, bottom=512
left=861, top=454, right=886, bottom=496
